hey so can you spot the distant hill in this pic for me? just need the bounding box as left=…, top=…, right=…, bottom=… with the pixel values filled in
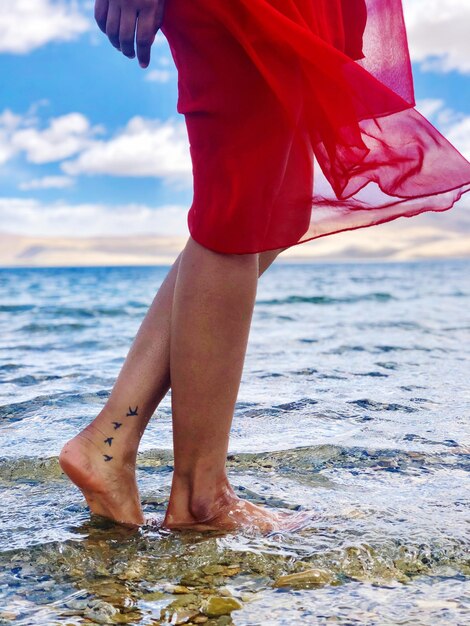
left=0, top=209, right=469, bottom=268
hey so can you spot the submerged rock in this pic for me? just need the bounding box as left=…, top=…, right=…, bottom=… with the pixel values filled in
left=84, top=599, right=118, bottom=624
left=168, top=608, right=201, bottom=624
left=202, top=565, right=226, bottom=575
left=273, top=568, right=333, bottom=588
left=202, top=596, right=243, bottom=617
left=165, top=584, right=192, bottom=595
left=0, top=612, right=17, bottom=621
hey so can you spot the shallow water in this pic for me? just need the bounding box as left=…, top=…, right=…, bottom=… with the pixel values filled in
left=0, top=259, right=469, bottom=625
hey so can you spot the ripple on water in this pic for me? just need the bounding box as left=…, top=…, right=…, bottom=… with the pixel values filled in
left=18, top=322, right=90, bottom=333
left=0, top=389, right=110, bottom=423
left=348, top=399, right=419, bottom=413
left=0, top=364, right=22, bottom=373
left=257, top=292, right=395, bottom=305
left=0, top=261, right=469, bottom=625
left=0, top=441, right=468, bottom=624
left=4, top=374, right=62, bottom=387
left=0, top=304, right=36, bottom=313
left=0, top=512, right=468, bottom=625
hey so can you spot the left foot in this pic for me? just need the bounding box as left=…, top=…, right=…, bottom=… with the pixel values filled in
left=59, top=428, right=145, bottom=527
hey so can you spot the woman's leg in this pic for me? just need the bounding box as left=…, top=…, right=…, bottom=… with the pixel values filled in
left=163, top=237, right=288, bottom=532
left=59, top=240, right=286, bottom=526
left=59, top=252, right=183, bottom=525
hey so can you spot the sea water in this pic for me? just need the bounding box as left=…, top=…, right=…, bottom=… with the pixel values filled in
left=0, top=259, right=469, bottom=625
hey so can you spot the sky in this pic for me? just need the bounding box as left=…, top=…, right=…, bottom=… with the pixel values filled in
left=0, top=0, right=469, bottom=265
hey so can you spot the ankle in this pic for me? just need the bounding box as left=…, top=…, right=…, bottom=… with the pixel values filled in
left=188, top=484, right=236, bottom=523
left=168, top=469, right=236, bottom=524
left=88, top=405, right=142, bottom=461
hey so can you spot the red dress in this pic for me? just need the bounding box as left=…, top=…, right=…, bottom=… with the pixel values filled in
left=161, top=0, right=470, bottom=254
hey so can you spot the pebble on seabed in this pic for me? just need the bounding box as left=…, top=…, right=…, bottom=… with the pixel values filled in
left=83, top=598, right=118, bottom=624
left=202, top=596, right=243, bottom=617
left=273, top=568, right=334, bottom=588
left=169, top=607, right=201, bottom=625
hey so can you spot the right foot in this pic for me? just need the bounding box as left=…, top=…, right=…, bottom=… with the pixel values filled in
left=59, top=428, right=145, bottom=527
left=163, top=496, right=308, bottom=534
left=162, top=477, right=311, bottom=534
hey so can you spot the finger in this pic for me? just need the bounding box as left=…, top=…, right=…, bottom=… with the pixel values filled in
left=119, top=8, right=137, bottom=58
left=106, top=2, right=121, bottom=50
left=94, top=0, right=109, bottom=34
left=155, top=0, right=168, bottom=31
left=136, top=7, right=156, bottom=68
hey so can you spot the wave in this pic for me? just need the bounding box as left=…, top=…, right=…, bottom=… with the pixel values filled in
left=0, top=304, right=144, bottom=318
left=3, top=374, right=62, bottom=387
left=18, top=322, right=90, bottom=333
left=348, top=398, right=418, bottom=413
left=0, top=304, right=36, bottom=312
left=257, top=292, right=394, bottom=305
left=0, top=389, right=110, bottom=423
left=1, top=444, right=467, bottom=486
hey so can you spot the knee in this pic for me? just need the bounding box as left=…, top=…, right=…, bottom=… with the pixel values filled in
left=259, top=246, right=287, bottom=275
left=186, top=236, right=287, bottom=275
left=187, top=235, right=259, bottom=265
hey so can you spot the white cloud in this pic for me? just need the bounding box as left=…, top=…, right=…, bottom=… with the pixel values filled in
left=1, top=108, right=192, bottom=185
left=0, top=109, right=23, bottom=131
left=145, top=56, right=174, bottom=82
left=19, top=175, right=75, bottom=190
left=0, top=197, right=189, bottom=237
left=416, top=99, right=470, bottom=159
left=0, top=110, right=23, bottom=164
left=415, top=98, right=446, bottom=119
left=62, top=116, right=192, bottom=182
left=156, top=55, right=171, bottom=67
left=0, top=143, right=14, bottom=166
left=145, top=69, right=172, bottom=83
left=0, top=108, right=104, bottom=165
left=446, top=117, right=470, bottom=161
left=403, top=0, right=470, bottom=73
left=1, top=0, right=467, bottom=79
left=11, top=113, right=104, bottom=163
left=0, top=0, right=91, bottom=54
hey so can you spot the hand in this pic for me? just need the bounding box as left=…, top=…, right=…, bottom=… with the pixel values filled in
left=94, top=0, right=167, bottom=69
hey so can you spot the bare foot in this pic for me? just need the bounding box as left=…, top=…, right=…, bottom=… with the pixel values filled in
left=162, top=481, right=310, bottom=534
left=59, top=429, right=144, bottom=527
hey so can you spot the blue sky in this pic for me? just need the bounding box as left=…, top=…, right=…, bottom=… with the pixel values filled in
left=0, top=15, right=188, bottom=214
left=0, top=0, right=469, bottom=263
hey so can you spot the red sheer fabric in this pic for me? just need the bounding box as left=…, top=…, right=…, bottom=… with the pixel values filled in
left=162, top=0, right=470, bottom=254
